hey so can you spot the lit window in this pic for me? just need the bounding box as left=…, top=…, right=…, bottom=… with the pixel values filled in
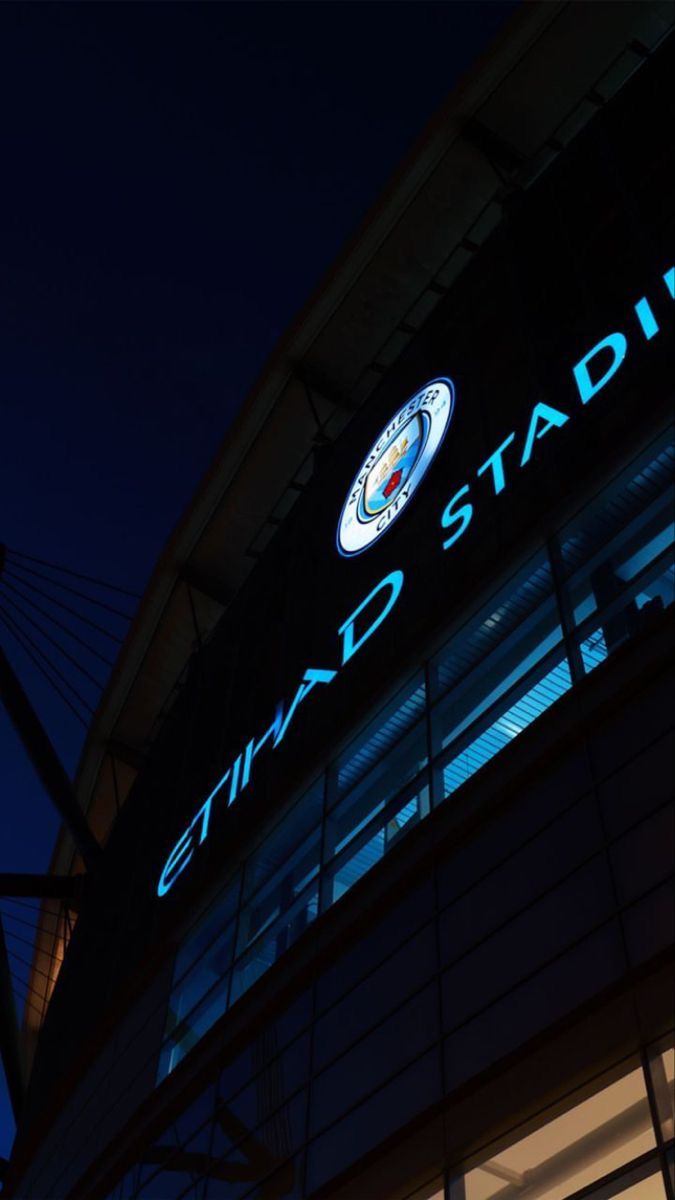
left=431, top=550, right=564, bottom=802
left=560, top=431, right=675, bottom=673
left=452, top=1064, right=657, bottom=1200
left=647, top=1037, right=675, bottom=1145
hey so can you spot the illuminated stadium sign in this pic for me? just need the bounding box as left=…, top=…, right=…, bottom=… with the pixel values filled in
left=337, top=378, right=454, bottom=556
left=157, top=264, right=673, bottom=899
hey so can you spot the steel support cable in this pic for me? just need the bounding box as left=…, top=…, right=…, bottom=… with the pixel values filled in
left=4, top=937, right=64, bottom=978
left=0, top=903, right=72, bottom=950
left=0, top=921, right=61, bottom=954
left=2, top=568, right=124, bottom=644
left=4, top=560, right=134, bottom=620
left=0, top=591, right=105, bottom=691
left=0, top=608, right=90, bottom=727
left=0, top=604, right=96, bottom=714
left=7, top=979, right=46, bottom=1017
left=0, top=897, right=60, bottom=921
left=8, top=977, right=49, bottom=1022
left=0, top=909, right=64, bottom=940
left=6, top=549, right=141, bottom=600
left=8, top=946, right=60, bottom=985
left=1, top=578, right=115, bottom=667
left=2, top=923, right=66, bottom=962
left=0, top=605, right=95, bottom=718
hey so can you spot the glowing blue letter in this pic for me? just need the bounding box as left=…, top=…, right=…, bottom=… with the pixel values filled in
left=664, top=267, right=674, bottom=299
left=441, top=484, right=472, bottom=551
left=158, top=828, right=193, bottom=897
left=477, top=433, right=515, bottom=495
left=634, top=297, right=659, bottom=340
left=572, top=333, right=627, bottom=404
left=242, top=716, right=283, bottom=790
left=157, top=792, right=214, bottom=897
left=339, top=570, right=404, bottom=666
left=274, top=667, right=337, bottom=747
left=520, top=402, right=569, bottom=467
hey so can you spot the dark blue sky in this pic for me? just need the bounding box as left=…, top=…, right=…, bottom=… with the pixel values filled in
left=0, top=0, right=515, bottom=1164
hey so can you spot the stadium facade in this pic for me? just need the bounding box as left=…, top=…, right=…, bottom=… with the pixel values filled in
left=5, top=3, right=675, bottom=1198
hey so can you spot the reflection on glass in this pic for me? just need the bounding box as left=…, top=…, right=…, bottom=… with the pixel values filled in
left=236, top=829, right=320, bottom=956
left=173, top=877, right=240, bottom=987
left=326, top=724, right=428, bottom=862
left=430, top=549, right=563, bottom=802
left=441, top=657, right=571, bottom=799
left=230, top=884, right=319, bottom=1005
left=579, top=628, right=608, bottom=674
left=242, top=781, right=323, bottom=904
left=455, top=1065, right=655, bottom=1200
left=561, top=436, right=674, bottom=672
left=334, top=675, right=426, bottom=804
left=171, top=924, right=235, bottom=1027
left=326, top=785, right=429, bottom=905
left=163, top=975, right=230, bottom=1077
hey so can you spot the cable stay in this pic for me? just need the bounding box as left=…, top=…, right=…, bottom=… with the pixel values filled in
left=0, top=607, right=95, bottom=723
left=1, top=578, right=115, bottom=666
left=3, top=559, right=135, bottom=621
left=2, top=570, right=124, bottom=644
left=0, top=895, right=63, bottom=918
left=0, top=593, right=106, bottom=691
left=5, top=547, right=142, bottom=600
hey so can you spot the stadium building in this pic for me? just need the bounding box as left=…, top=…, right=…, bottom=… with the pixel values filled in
left=3, top=3, right=675, bottom=1198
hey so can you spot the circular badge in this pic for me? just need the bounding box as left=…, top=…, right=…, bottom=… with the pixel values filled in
left=337, top=377, right=454, bottom=556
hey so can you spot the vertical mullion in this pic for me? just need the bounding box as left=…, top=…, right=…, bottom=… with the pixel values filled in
left=641, top=1045, right=675, bottom=1200
left=548, top=533, right=585, bottom=684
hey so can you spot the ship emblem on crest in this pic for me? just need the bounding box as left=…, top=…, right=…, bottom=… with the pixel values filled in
left=337, top=377, right=454, bottom=556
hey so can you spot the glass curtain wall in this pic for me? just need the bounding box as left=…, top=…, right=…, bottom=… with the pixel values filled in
left=158, top=429, right=674, bottom=1084
left=107, top=1039, right=674, bottom=1199
left=449, top=1042, right=675, bottom=1200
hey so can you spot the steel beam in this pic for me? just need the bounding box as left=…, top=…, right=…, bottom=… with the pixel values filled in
left=179, top=564, right=232, bottom=608
left=106, top=739, right=146, bottom=772
left=0, top=873, right=82, bottom=903
left=0, top=645, right=101, bottom=870
left=0, top=916, right=25, bottom=1122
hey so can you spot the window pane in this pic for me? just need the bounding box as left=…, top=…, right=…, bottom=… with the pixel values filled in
left=171, top=923, right=235, bottom=1025
left=325, top=722, right=428, bottom=860
left=600, top=1168, right=667, bottom=1200
left=647, top=1038, right=675, bottom=1144
left=431, top=552, right=555, bottom=705
left=242, top=780, right=323, bottom=904
left=173, top=874, right=241, bottom=986
left=560, top=432, right=675, bottom=665
left=559, top=431, right=674, bottom=585
left=324, top=782, right=429, bottom=906
left=454, top=1064, right=655, bottom=1200
left=430, top=549, right=564, bottom=802
left=439, top=655, right=571, bottom=800
left=332, top=674, right=427, bottom=807
left=236, top=829, right=320, bottom=957
left=230, top=883, right=319, bottom=1004
left=575, top=544, right=674, bottom=677
left=162, top=975, right=230, bottom=1076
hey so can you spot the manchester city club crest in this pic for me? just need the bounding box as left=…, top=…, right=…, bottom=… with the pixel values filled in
left=337, top=377, right=454, bottom=556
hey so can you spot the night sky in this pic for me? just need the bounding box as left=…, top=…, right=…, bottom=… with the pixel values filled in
left=0, top=0, right=516, bottom=1164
